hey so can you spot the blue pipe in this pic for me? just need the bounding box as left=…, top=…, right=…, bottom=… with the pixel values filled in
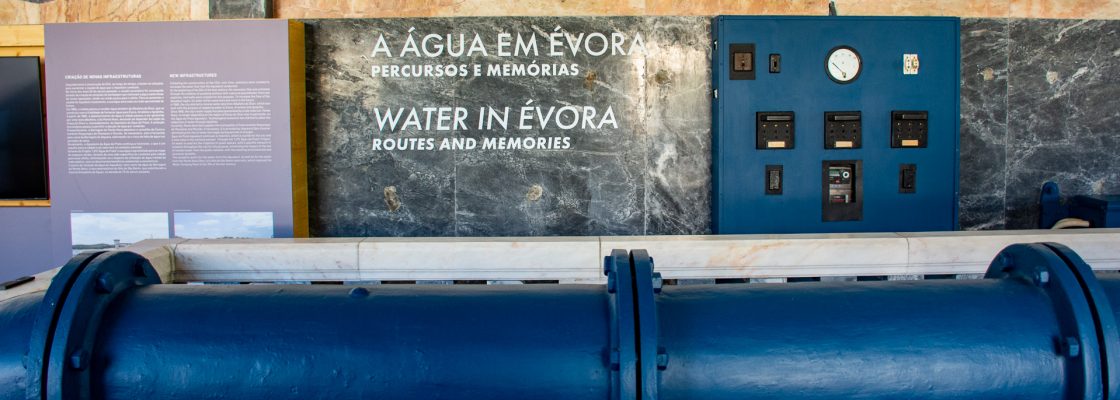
left=0, top=244, right=1117, bottom=399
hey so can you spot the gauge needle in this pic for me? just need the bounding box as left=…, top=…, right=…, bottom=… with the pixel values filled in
left=831, top=62, right=846, bottom=78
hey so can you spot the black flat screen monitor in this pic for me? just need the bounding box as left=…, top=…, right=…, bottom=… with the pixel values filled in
left=0, top=56, right=48, bottom=200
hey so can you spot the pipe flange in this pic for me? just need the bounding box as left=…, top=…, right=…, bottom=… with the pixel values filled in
left=28, top=251, right=161, bottom=399
left=629, top=249, right=660, bottom=400
left=1042, top=242, right=1120, bottom=399
left=986, top=243, right=1107, bottom=400
left=26, top=251, right=107, bottom=400
left=605, top=249, right=638, bottom=400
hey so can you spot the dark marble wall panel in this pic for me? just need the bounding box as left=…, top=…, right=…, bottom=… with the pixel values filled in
left=306, top=19, right=460, bottom=237
left=959, top=18, right=1009, bottom=230
left=210, top=0, right=270, bottom=19
left=1005, top=19, right=1120, bottom=229
left=304, top=17, right=710, bottom=237
left=305, top=16, right=1120, bottom=235
left=448, top=17, right=649, bottom=236
left=642, top=17, right=712, bottom=235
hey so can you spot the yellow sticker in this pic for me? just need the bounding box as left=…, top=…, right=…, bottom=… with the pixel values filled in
left=901, top=139, right=920, bottom=147
left=834, top=141, right=853, bottom=148
left=766, top=141, right=786, bottom=148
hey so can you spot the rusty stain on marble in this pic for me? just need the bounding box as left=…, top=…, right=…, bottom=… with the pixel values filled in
left=384, top=186, right=401, bottom=211
left=982, top=67, right=995, bottom=81
left=1046, top=70, right=1059, bottom=84
left=526, top=184, right=544, bottom=201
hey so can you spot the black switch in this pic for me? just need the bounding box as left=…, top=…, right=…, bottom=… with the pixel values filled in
left=769, top=54, right=781, bottom=73
left=729, top=43, right=756, bottom=80
left=765, top=165, right=783, bottom=195
left=735, top=52, right=753, bottom=72
left=899, top=164, right=917, bottom=193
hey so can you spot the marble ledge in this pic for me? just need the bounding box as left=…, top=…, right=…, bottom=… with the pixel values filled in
left=171, top=238, right=361, bottom=282
left=902, top=228, right=1120, bottom=274
left=357, top=236, right=603, bottom=281
left=130, top=229, right=1120, bottom=282
left=602, top=233, right=911, bottom=279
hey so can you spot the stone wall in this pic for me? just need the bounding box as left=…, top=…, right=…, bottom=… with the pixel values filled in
left=2, top=0, right=1119, bottom=24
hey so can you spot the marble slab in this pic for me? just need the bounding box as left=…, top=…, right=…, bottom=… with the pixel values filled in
left=357, top=236, right=602, bottom=281
left=602, top=233, right=911, bottom=278
left=1005, top=19, right=1120, bottom=229
left=125, top=238, right=182, bottom=282
left=172, top=238, right=361, bottom=281
left=959, top=18, right=1009, bottom=230
left=209, top=0, right=270, bottom=19
left=148, top=229, right=1120, bottom=282
left=902, top=228, right=1120, bottom=274
left=303, top=17, right=710, bottom=237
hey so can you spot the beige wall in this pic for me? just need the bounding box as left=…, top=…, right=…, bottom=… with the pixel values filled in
left=0, top=0, right=1118, bottom=24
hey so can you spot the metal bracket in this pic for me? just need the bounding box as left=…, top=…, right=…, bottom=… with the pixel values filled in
left=1040, top=181, right=1067, bottom=229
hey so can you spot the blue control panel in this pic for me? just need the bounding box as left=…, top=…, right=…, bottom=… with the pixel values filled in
left=712, top=16, right=960, bottom=234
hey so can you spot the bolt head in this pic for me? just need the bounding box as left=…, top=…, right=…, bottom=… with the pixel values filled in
left=1036, top=270, right=1050, bottom=287
left=132, top=260, right=149, bottom=278
left=652, top=272, right=664, bottom=294
left=69, top=350, right=88, bottom=371
left=95, top=273, right=116, bottom=294
left=1064, top=336, right=1081, bottom=358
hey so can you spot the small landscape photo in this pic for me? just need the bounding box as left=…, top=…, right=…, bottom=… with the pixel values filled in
left=173, top=212, right=274, bottom=239
left=70, top=212, right=170, bottom=255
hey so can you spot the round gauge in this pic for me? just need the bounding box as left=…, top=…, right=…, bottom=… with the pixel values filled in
left=825, top=46, right=862, bottom=84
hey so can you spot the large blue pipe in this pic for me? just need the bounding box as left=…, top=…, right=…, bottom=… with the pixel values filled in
left=0, top=243, right=1117, bottom=399
left=656, top=279, right=1069, bottom=399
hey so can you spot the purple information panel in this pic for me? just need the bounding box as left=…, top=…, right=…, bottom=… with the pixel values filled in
left=45, top=21, right=303, bottom=265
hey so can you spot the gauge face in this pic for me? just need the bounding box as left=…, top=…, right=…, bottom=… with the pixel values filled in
left=826, top=46, right=862, bottom=84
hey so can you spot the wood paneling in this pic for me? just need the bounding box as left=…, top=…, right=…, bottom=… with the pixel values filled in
left=288, top=20, right=309, bottom=238
left=0, top=200, right=49, bottom=207
left=0, top=24, right=42, bottom=46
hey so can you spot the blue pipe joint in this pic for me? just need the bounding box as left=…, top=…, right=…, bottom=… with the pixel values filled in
left=647, top=243, right=1120, bottom=400
left=606, top=249, right=639, bottom=400
left=3, top=244, right=1120, bottom=400
left=26, top=251, right=162, bottom=400
left=987, top=243, right=1120, bottom=400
